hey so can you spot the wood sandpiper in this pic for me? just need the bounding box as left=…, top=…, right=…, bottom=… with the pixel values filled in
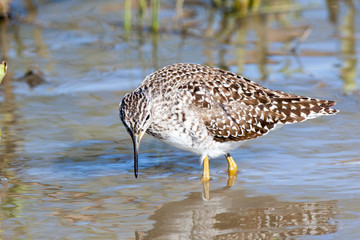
left=119, top=63, right=338, bottom=187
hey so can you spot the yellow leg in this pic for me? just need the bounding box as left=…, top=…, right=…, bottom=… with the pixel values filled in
left=226, top=153, right=238, bottom=187
left=201, top=155, right=210, bottom=182
left=226, top=153, right=238, bottom=174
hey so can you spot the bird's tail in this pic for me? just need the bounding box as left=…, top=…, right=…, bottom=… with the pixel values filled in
left=274, top=98, right=338, bottom=124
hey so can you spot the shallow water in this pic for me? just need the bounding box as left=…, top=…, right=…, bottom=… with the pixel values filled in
left=1, top=0, right=360, bottom=239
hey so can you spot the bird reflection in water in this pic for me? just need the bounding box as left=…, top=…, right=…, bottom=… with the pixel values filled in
left=137, top=188, right=337, bottom=240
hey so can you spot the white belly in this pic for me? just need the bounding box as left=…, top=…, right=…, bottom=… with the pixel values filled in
left=156, top=124, right=246, bottom=163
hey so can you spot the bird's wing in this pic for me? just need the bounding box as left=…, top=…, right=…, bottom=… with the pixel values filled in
left=177, top=68, right=337, bottom=142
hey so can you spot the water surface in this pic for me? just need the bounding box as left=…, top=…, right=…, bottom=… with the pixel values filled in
left=1, top=0, right=360, bottom=239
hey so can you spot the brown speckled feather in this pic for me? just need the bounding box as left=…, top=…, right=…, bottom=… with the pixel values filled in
left=173, top=64, right=338, bottom=142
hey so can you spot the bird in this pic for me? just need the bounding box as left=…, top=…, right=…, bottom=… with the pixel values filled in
left=119, top=63, right=338, bottom=185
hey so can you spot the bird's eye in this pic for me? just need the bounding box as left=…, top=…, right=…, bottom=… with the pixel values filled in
left=146, top=114, right=151, bottom=121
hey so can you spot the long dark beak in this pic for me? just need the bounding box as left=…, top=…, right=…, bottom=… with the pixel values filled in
left=131, top=133, right=141, bottom=178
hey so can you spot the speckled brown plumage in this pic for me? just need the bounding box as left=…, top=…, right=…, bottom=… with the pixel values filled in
left=119, top=63, right=338, bottom=177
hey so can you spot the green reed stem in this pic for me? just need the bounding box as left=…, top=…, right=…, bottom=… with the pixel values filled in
left=124, top=0, right=132, bottom=34
left=152, top=0, right=160, bottom=32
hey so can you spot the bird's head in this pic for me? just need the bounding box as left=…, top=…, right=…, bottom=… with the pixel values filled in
left=119, top=90, right=152, bottom=178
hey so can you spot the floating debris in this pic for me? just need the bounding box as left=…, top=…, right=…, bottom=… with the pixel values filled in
left=18, top=70, right=46, bottom=88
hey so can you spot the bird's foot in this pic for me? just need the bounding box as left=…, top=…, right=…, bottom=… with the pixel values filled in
left=226, top=153, right=238, bottom=187
left=201, top=175, right=211, bottom=182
